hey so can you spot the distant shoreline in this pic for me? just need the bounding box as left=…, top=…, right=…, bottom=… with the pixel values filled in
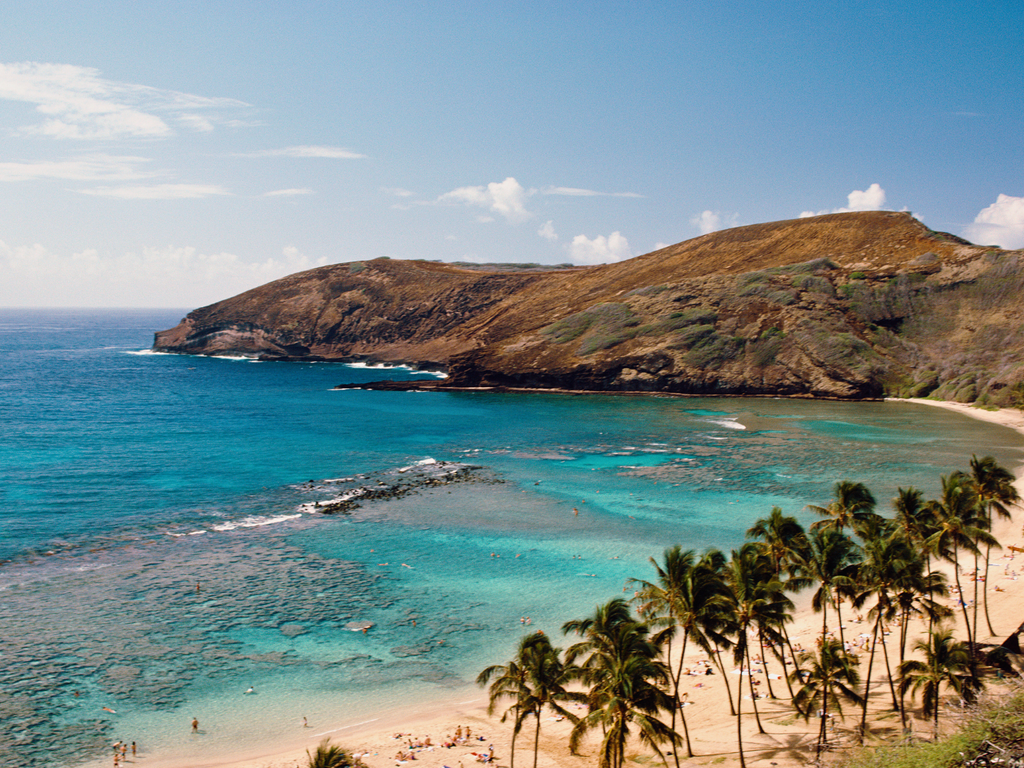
left=884, top=397, right=1024, bottom=440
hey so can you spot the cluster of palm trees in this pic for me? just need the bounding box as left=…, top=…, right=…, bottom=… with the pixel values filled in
left=478, top=456, right=1019, bottom=767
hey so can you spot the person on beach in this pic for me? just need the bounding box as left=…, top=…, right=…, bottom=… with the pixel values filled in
left=191, top=717, right=199, bottom=733
left=131, top=742, right=136, bottom=757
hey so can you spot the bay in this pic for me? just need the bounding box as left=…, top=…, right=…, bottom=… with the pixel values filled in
left=0, top=308, right=1019, bottom=767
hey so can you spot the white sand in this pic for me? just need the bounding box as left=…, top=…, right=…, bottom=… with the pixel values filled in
left=115, top=399, right=1024, bottom=768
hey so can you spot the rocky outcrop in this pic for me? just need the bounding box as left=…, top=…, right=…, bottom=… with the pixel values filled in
left=154, top=211, right=1024, bottom=404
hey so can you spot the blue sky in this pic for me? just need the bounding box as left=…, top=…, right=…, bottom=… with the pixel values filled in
left=1, top=1, right=1022, bottom=307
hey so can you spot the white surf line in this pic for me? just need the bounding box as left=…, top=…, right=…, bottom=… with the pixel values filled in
left=314, top=718, right=380, bottom=737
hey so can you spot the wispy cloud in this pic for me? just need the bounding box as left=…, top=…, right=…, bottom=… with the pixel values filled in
left=0, top=239, right=328, bottom=307
left=800, top=183, right=888, bottom=218
left=241, top=145, right=367, bottom=159
left=567, top=231, right=632, bottom=265
left=264, top=187, right=314, bottom=197
left=439, top=177, right=534, bottom=223
left=78, top=183, right=231, bottom=199
left=542, top=186, right=643, bottom=198
left=964, top=194, right=1024, bottom=249
left=0, top=154, right=154, bottom=182
left=0, top=61, right=249, bottom=140
left=381, top=187, right=414, bottom=197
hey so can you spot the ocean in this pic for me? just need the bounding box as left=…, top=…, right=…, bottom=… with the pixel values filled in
left=1, top=308, right=1020, bottom=767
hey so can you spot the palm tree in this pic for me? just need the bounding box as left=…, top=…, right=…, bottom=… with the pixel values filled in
left=898, top=627, right=980, bottom=740
left=852, top=523, right=912, bottom=739
left=746, top=507, right=812, bottom=699
left=809, top=480, right=880, bottom=535
left=790, top=639, right=862, bottom=762
left=801, top=528, right=861, bottom=647
left=477, top=633, right=534, bottom=768
left=725, top=543, right=789, bottom=768
left=307, top=739, right=362, bottom=768
left=961, top=455, right=1019, bottom=636
left=516, top=632, right=581, bottom=768
left=631, top=545, right=731, bottom=760
left=926, top=473, right=995, bottom=653
left=890, top=547, right=949, bottom=727
left=563, top=598, right=679, bottom=768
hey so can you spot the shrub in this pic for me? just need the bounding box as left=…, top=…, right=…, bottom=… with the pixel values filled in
left=795, top=275, right=834, bottom=295
left=542, top=303, right=641, bottom=354
left=348, top=262, right=365, bottom=274
left=768, top=289, right=799, bottom=305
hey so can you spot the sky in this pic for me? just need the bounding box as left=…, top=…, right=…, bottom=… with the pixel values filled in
left=1, top=1, right=1022, bottom=308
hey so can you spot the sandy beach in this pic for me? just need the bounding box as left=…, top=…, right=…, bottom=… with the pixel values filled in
left=99, top=399, right=1024, bottom=768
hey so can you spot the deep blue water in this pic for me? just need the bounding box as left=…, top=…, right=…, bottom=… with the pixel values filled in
left=1, top=308, right=1020, bottom=767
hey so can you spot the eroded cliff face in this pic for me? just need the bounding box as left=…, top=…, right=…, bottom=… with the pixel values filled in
left=154, top=211, right=1024, bottom=404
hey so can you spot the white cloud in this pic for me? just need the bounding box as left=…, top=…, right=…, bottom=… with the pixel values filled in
left=381, top=187, right=414, bottom=197
left=0, top=61, right=248, bottom=140
left=0, top=239, right=328, bottom=307
left=78, top=183, right=231, bottom=199
left=800, top=183, right=888, bottom=217
left=567, top=231, right=632, bottom=265
left=243, top=145, right=367, bottom=159
left=542, top=186, right=643, bottom=198
left=264, top=187, right=314, bottom=197
left=691, top=210, right=739, bottom=235
left=963, top=194, right=1024, bottom=249
left=538, top=220, right=558, bottom=241
left=846, top=183, right=886, bottom=211
left=439, top=177, right=533, bottom=223
left=0, top=154, right=154, bottom=182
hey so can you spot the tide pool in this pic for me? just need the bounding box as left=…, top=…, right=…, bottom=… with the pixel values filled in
left=0, top=308, right=1020, bottom=767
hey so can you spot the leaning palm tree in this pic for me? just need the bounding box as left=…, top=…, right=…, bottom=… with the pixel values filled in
left=898, top=627, right=980, bottom=740
left=477, top=633, right=534, bottom=768
left=631, top=545, right=731, bottom=760
left=961, top=455, right=1019, bottom=636
left=852, top=524, right=913, bottom=739
left=307, top=739, right=362, bottom=768
left=926, top=473, right=995, bottom=653
left=790, top=639, right=862, bottom=763
left=516, top=632, right=581, bottom=768
left=801, top=528, right=861, bottom=647
left=725, top=543, right=788, bottom=768
left=563, top=598, right=679, bottom=768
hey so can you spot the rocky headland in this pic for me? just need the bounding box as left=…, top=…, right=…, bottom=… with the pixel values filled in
left=153, top=211, right=1024, bottom=404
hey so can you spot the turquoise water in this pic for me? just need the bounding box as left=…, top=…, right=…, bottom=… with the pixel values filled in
left=1, top=308, right=1021, bottom=767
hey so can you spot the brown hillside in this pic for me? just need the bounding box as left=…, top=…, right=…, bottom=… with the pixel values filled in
left=153, top=211, right=1023, bottom=403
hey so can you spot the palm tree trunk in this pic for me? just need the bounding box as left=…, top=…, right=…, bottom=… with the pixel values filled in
left=952, top=542, right=973, bottom=648
left=736, top=653, right=746, bottom=768
left=972, top=547, right=980, bottom=642
left=510, top=703, right=519, bottom=768
left=879, top=621, right=898, bottom=710
left=757, top=629, right=777, bottom=699
left=673, top=633, right=693, bottom=759
left=983, top=542, right=995, bottom=636
left=779, top=623, right=801, bottom=702
left=858, top=608, right=882, bottom=743
left=666, top=636, right=683, bottom=767
left=835, top=598, right=847, bottom=648
left=712, top=641, right=736, bottom=716
left=745, top=638, right=765, bottom=734
left=817, top=687, right=829, bottom=761
left=532, top=713, right=541, bottom=768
